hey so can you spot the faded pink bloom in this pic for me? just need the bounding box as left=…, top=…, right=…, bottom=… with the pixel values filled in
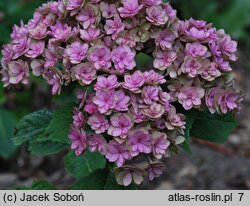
left=201, top=61, right=221, bottom=81
left=30, top=59, right=45, bottom=76
left=80, top=27, right=100, bottom=41
left=29, top=22, right=47, bottom=40
left=43, top=49, right=58, bottom=69
left=89, top=46, right=111, bottom=70
left=152, top=131, right=170, bottom=159
left=25, top=40, right=45, bottom=58
left=73, top=108, right=85, bottom=128
left=105, top=140, right=130, bottom=167
left=128, top=129, right=152, bottom=156
left=104, top=15, right=125, bottom=39
left=87, top=112, right=109, bottom=134
left=108, top=113, right=133, bottom=138
left=111, top=45, right=136, bottom=73
left=66, top=0, right=85, bottom=11
left=94, top=75, right=119, bottom=91
left=166, top=106, right=186, bottom=130
left=142, top=0, right=162, bottom=7
left=153, top=50, right=177, bottom=70
left=0, top=69, right=10, bottom=87
left=146, top=5, right=168, bottom=26
left=12, top=37, right=30, bottom=59
left=84, top=94, right=98, bottom=114
left=220, top=35, right=237, bottom=61
left=68, top=126, right=87, bottom=156
left=178, top=86, right=205, bottom=110
left=118, top=0, right=143, bottom=18
left=7, top=60, right=29, bottom=85
left=116, top=166, right=144, bottom=186
left=205, top=87, right=221, bottom=114
left=87, top=134, right=107, bottom=155
left=72, top=63, right=96, bottom=85
left=147, top=163, right=164, bottom=181
left=47, top=72, right=63, bottom=95
left=123, top=71, right=145, bottom=92
left=66, top=42, right=89, bottom=64
left=100, top=2, right=117, bottom=18
left=141, top=102, right=165, bottom=119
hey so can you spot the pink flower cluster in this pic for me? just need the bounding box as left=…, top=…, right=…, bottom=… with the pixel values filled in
left=1, top=0, right=242, bottom=186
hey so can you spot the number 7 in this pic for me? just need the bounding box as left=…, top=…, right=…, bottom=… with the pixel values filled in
left=238, top=193, right=244, bottom=201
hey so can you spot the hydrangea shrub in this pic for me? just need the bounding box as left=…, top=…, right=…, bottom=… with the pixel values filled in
left=0, top=0, right=242, bottom=189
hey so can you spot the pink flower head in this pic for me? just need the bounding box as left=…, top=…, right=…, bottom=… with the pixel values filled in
left=76, top=5, right=99, bottom=29
left=142, top=0, right=162, bottom=7
left=105, top=140, right=130, bottom=167
left=93, top=90, right=116, bottom=113
left=50, top=21, right=72, bottom=40
left=7, top=60, right=29, bottom=85
left=123, top=71, right=145, bottom=92
left=73, top=108, right=85, bottom=128
left=153, top=50, right=177, bottom=70
left=89, top=46, right=111, bottom=70
left=66, top=42, right=89, bottom=64
left=100, top=2, right=117, bottom=18
left=111, top=45, right=136, bottom=73
left=144, top=70, right=166, bottom=85
left=156, top=30, right=176, bottom=50
left=142, top=86, right=159, bottom=105
left=87, top=112, right=109, bottom=134
left=186, top=42, right=208, bottom=58
left=152, top=131, right=170, bottom=159
left=47, top=72, right=63, bottom=95
left=25, top=40, right=45, bottom=58
left=68, top=126, right=87, bottom=156
left=43, top=49, right=58, bottom=69
left=104, top=15, right=125, bottom=40
left=66, top=0, right=85, bottom=11
left=178, top=86, right=205, bottom=110
left=147, top=163, right=164, bottom=181
left=146, top=5, right=168, bottom=26
left=201, top=61, right=221, bottom=81
left=220, top=35, right=237, bottom=61
left=87, top=134, right=107, bottom=155
left=218, top=89, right=241, bottom=114
left=108, top=113, right=133, bottom=138
left=1, top=44, right=13, bottom=64
left=128, top=129, right=152, bottom=156
left=115, top=90, right=130, bottom=111
left=11, top=22, right=28, bottom=40
left=118, top=0, right=143, bottom=18
left=80, top=27, right=100, bottom=41
left=0, top=69, right=10, bottom=87
left=181, top=57, right=202, bottom=78
left=84, top=94, right=98, bottom=114
left=12, top=37, right=30, bottom=59
left=94, top=75, right=119, bottom=91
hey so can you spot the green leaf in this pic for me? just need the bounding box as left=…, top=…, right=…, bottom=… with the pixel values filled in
left=182, top=110, right=198, bottom=155
left=0, top=107, right=17, bottom=159
left=70, top=169, right=136, bottom=190
left=18, top=180, right=56, bottom=190
left=13, top=110, right=53, bottom=145
left=46, top=103, right=75, bottom=144
left=28, top=139, right=67, bottom=156
left=64, top=151, right=106, bottom=179
left=190, top=111, right=238, bottom=143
